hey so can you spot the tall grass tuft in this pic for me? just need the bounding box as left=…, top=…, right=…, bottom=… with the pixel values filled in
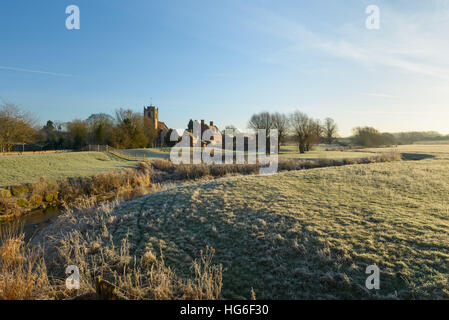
left=0, top=223, right=51, bottom=300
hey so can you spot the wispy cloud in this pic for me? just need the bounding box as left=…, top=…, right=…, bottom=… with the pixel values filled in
left=0, top=65, right=74, bottom=77
left=360, top=93, right=397, bottom=98
left=243, top=3, right=449, bottom=82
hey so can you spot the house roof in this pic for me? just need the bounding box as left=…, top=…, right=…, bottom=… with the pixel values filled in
left=158, top=121, right=168, bottom=131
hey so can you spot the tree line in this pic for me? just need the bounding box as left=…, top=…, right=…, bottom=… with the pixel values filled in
left=1, top=102, right=447, bottom=152
left=247, top=110, right=449, bottom=150
left=0, top=103, right=165, bottom=151
left=247, top=111, right=338, bottom=153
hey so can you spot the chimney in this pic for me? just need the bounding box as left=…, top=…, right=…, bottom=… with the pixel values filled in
left=210, top=121, right=214, bottom=127
left=201, top=120, right=205, bottom=129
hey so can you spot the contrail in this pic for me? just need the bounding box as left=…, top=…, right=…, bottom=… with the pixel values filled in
left=0, top=65, right=75, bottom=77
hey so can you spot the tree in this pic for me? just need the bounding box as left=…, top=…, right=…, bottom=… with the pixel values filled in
left=307, top=119, right=323, bottom=151
left=112, top=108, right=148, bottom=149
left=222, top=125, right=237, bottom=135
left=86, top=113, right=115, bottom=145
left=324, top=117, right=338, bottom=144
left=351, top=126, right=396, bottom=147
left=270, top=112, right=289, bottom=149
left=43, top=120, right=55, bottom=132
left=187, top=119, right=194, bottom=132
left=67, top=119, right=89, bottom=149
left=38, top=120, right=70, bottom=150
left=289, top=111, right=317, bottom=153
left=248, top=112, right=272, bottom=134
left=248, top=112, right=274, bottom=153
left=0, top=103, right=36, bottom=152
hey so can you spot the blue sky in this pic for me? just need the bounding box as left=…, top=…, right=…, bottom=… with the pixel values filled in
left=1, top=0, right=448, bottom=136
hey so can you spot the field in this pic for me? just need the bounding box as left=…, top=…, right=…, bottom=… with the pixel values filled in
left=125, top=145, right=374, bottom=160
left=363, top=144, right=449, bottom=156
left=32, top=145, right=449, bottom=299
left=279, top=145, right=373, bottom=159
left=0, top=146, right=374, bottom=187
left=0, top=152, right=139, bottom=187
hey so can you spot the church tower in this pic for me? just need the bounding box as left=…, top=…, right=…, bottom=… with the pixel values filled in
left=144, top=105, right=158, bottom=130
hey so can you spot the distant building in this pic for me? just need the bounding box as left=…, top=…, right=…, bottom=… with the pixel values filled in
left=200, top=120, right=221, bottom=147
left=186, top=119, right=221, bottom=147
left=144, top=105, right=169, bottom=146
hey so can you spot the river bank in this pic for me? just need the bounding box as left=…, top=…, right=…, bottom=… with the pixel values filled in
left=0, top=162, right=153, bottom=223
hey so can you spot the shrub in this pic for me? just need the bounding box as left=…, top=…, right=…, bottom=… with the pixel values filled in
left=11, top=185, right=30, bottom=197
left=45, top=192, right=59, bottom=203
left=16, top=199, right=29, bottom=208
left=151, top=159, right=175, bottom=172
left=29, top=195, right=43, bottom=207
left=0, top=189, right=12, bottom=199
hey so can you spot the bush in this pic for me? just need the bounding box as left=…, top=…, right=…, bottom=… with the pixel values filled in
left=0, top=189, right=12, bottom=199
left=11, top=185, right=30, bottom=197
left=45, top=192, right=59, bottom=203
left=16, top=198, right=29, bottom=208
left=351, top=127, right=397, bottom=147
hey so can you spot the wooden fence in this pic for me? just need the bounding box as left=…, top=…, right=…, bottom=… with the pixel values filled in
left=0, top=150, right=71, bottom=156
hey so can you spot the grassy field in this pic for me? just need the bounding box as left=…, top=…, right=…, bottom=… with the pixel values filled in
left=413, top=140, right=449, bottom=145
left=279, top=145, right=373, bottom=159
left=0, top=146, right=376, bottom=187
left=0, top=152, right=137, bottom=187
left=363, top=144, right=449, bottom=156
left=35, top=145, right=449, bottom=299
left=120, top=148, right=171, bottom=159
left=125, top=145, right=374, bottom=160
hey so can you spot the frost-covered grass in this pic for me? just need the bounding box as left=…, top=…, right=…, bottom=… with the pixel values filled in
left=0, top=146, right=376, bottom=188
left=363, top=144, right=449, bottom=156
left=279, top=145, right=373, bottom=159
left=126, top=146, right=374, bottom=161
left=0, top=152, right=138, bottom=187
left=35, top=154, right=449, bottom=299
left=120, top=148, right=171, bottom=159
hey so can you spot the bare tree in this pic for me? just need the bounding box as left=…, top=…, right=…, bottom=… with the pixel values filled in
left=0, top=103, right=36, bottom=152
left=289, top=111, right=321, bottom=153
left=270, top=112, right=289, bottom=149
left=248, top=112, right=272, bottom=134
left=248, top=111, right=274, bottom=153
left=306, top=119, right=323, bottom=151
left=324, top=117, right=338, bottom=144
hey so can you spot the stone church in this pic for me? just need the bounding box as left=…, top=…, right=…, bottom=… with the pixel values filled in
left=144, top=105, right=169, bottom=146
